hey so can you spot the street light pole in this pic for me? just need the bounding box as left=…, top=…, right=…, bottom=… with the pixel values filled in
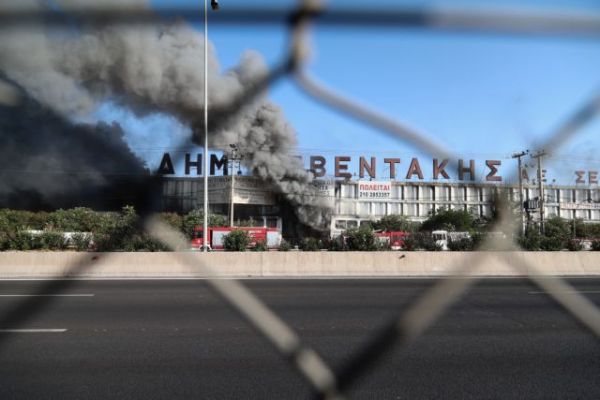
left=228, top=144, right=242, bottom=227
left=202, top=0, right=219, bottom=252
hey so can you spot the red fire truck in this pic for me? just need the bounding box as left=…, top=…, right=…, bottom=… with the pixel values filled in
left=373, top=231, right=411, bottom=250
left=191, top=227, right=282, bottom=251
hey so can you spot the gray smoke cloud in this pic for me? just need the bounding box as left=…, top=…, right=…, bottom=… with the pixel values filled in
left=0, top=0, right=331, bottom=227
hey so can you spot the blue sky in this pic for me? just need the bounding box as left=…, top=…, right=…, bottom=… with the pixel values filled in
left=113, top=0, right=600, bottom=185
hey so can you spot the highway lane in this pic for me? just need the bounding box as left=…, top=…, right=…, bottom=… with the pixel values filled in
left=0, top=278, right=598, bottom=399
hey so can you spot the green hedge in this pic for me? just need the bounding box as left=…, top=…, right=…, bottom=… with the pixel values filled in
left=0, top=207, right=226, bottom=252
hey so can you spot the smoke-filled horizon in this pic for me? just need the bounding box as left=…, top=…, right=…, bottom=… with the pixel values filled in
left=0, top=0, right=331, bottom=228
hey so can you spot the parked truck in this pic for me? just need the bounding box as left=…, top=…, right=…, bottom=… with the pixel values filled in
left=374, top=231, right=411, bottom=250
left=191, top=227, right=282, bottom=251
left=431, top=230, right=471, bottom=251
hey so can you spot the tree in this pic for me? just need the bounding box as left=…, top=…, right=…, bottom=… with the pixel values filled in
left=372, top=215, right=417, bottom=232
left=421, top=208, right=475, bottom=232
left=182, top=209, right=227, bottom=238
left=223, top=229, right=251, bottom=251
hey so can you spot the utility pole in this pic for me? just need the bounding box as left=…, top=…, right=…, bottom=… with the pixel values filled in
left=512, top=150, right=528, bottom=236
left=228, top=144, right=243, bottom=227
left=531, top=150, right=547, bottom=234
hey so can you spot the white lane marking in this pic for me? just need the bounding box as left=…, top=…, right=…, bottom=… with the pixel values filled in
left=529, top=291, right=600, bottom=295
left=0, top=277, right=598, bottom=281
left=0, top=276, right=556, bottom=281
left=0, top=294, right=94, bottom=297
left=0, top=329, right=67, bottom=333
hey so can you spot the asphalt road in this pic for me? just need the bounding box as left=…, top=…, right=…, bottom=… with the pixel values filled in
left=0, top=278, right=598, bottom=399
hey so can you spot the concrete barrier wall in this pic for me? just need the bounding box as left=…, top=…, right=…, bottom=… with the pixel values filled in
left=0, top=251, right=598, bottom=278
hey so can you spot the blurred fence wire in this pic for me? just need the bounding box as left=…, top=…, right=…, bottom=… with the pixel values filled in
left=0, top=1, right=600, bottom=399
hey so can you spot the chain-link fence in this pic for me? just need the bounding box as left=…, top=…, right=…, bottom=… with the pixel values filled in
left=0, top=2, right=599, bottom=399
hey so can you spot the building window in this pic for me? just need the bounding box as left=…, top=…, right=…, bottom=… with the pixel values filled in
left=358, top=202, right=370, bottom=215
left=341, top=184, right=356, bottom=199
left=340, top=201, right=355, bottom=214
left=405, top=186, right=416, bottom=201
left=372, top=202, right=385, bottom=216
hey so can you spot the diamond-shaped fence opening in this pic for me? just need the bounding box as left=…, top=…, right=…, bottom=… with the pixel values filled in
left=0, top=2, right=599, bottom=399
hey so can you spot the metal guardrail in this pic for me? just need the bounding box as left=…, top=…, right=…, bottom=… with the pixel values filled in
left=0, top=2, right=599, bottom=399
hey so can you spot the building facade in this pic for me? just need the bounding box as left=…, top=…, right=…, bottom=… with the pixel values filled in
left=161, top=177, right=600, bottom=236
left=327, top=180, right=600, bottom=236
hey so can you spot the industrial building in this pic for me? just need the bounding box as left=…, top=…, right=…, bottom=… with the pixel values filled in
left=161, top=176, right=600, bottom=237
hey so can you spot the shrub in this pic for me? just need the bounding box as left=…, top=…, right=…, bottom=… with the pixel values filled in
left=402, top=234, right=417, bottom=251
left=300, top=237, right=321, bottom=252
left=448, top=238, right=472, bottom=251
left=406, top=232, right=442, bottom=251
left=158, top=212, right=183, bottom=231
left=142, top=237, right=169, bottom=252
left=46, top=208, right=98, bottom=232
left=238, top=217, right=258, bottom=227
left=519, top=228, right=541, bottom=251
left=121, top=234, right=169, bottom=252
left=592, top=240, right=600, bottom=251
left=471, top=232, right=485, bottom=249
left=0, top=209, right=48, bottom=232
left=345, top=226, right=378, bottom=251
left=6, top=231, right=41, bottom=250
left=14, top=232, right=31, bottom=250
left=223, top=229, right=251, bottom=251
left=71, top=233, right=92, bottom=251
left=544, top=217, right=572, bottom=242
left=328, top=236, right=345, bottom=251
left=0, top=234, right=9, bottom=251
left=39, top=232, right=67, bottom=250
left=376, top=240, right=392, bottom=251
left=566, top=239, right=583, bottom=252
left=540, top=236, right=564, bottom=251
left=251, top=240, right=268, bottom=252
left=93, top=206, right=140, bottom=251
left=278, top=240, right=292, bottom=252
left=93, top=233, right=113, bottom=252
left=585, top=224, right=600, bottom=238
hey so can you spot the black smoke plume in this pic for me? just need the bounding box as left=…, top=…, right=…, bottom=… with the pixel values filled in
left=0, top=0, right=331, bottom=227
left=0, top=95, right=151, bottom=210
